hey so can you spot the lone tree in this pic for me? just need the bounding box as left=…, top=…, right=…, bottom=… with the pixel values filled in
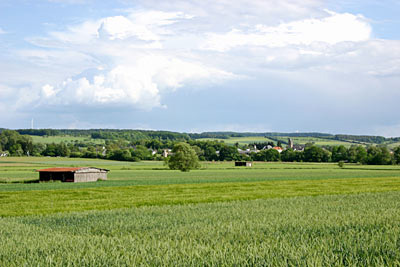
left=166, top=142, right=200, bottom=172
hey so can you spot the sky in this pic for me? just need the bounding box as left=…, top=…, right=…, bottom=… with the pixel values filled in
left=0, top=0, right=400, bottom=136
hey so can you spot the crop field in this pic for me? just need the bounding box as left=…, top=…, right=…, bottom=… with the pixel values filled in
left=196, top=136, right=275, bottom=145
left=197, top=136, right=360, bottom=147
left=1, top=157, right=400, bottom=265
left=29, top=135, right=105, bottom=144
left=276, top=136, right=357, bottom=147
left=387, top=141, right=400, bottom=149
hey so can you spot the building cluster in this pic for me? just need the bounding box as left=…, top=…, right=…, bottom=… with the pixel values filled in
left=237, top=138, right=304, bottom=155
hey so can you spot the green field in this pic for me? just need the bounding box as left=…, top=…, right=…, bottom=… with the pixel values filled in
left=276, top=136, right=357, bottom=147
left=197, top=136, right=275, bottom=145
left=29, top=135, right=105, bottom=144
left=1, top=157, right=400, bottom=265
left=197, top=136, right=358, bottom=147
left=26, top=134, right=399, bottom=149
left=387, top=141, right=400, bottom=149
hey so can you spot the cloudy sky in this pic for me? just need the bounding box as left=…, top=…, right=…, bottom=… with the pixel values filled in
left=0, top=0, right=400, bottom=136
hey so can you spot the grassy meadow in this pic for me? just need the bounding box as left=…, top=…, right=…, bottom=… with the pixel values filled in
left=275, top=136, right=357, bottom=147
left=196, top=136, right=275, bottom=145
left=1, top=156, right=400, bottom=264
left=30, top=135, right=105, bottom=144
left=197, top=135, right=358, bottom=147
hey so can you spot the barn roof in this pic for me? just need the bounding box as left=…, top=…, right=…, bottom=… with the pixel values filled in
left=36, top=167, right=109, bottom=172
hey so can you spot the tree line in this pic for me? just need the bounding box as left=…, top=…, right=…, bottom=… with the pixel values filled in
left=1, top=130, right=400, bottom=165
left=15, top=129, right=190, bottom=141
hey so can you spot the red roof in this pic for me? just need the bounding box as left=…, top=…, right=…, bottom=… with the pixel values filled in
left=36, top=167, right=83, bottom=172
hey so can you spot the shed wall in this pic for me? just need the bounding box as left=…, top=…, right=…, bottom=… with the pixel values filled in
left=74, top=172, right=107, bottom=183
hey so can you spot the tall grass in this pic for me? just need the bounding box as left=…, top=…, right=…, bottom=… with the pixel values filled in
left=1, top=192, right=400, bottom=265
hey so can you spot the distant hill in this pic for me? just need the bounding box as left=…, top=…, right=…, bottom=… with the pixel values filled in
left=15, top=129, right=190, bottom=141
left=188, top=132, right=333, bottom=139
left=7, top=128, right=400, bottom=147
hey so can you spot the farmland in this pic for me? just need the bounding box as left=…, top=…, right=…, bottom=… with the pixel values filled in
left=30, top=135, right=105, bottom=145
left=1, top=157, right=400, bottom=264
left=196, top=136, right=276, bottom=145
left=26, top=133, right=368, bottom=147
left=197, top=135, right=361, bottom=147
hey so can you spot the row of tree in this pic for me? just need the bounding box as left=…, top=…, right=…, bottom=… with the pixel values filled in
left=15, top=129, right=190, bottom=141
left=1, top=130, right=400, bottom=165
left=165, top=142, right=400, bottom=172
left=251, top=145, right=398, bottom=165
left=0, top=130, right=33, bottom=156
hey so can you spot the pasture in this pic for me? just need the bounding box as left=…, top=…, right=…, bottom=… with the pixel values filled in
left=29, top=135, right=105, bottom=144
left=196, top=135, right=358, bottom=147
left=274, top=136, right=357, bottom=147
left=1, top=156, right=400, bottom=265
left=196, top=136, right=275, bottom=145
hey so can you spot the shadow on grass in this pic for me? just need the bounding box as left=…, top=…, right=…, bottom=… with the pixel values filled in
left=0, top=179, right=40, bottom=184
left=342, top=167, right=400, bottom=171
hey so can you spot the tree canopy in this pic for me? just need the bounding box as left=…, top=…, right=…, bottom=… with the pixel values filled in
left=166, top=142, right=200, bottom=172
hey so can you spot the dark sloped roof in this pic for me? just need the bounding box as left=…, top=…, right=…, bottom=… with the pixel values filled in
left=36, top=167, right=109, bottom=172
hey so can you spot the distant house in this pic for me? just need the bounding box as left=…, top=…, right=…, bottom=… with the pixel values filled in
left=238, top=148, right=252, bottom=155
left=238, top=145, right=258, bottom=155
left=37, top=167, right=109, bottom=183
left=262, top=145, right=273, bottom=150
left=162, top=149, right=172, bottom=157
left=272, top=146, right=283, bottom=153
left=293, top=145, right=305, bottom=152
left=235, top=161, right=253, bottom=167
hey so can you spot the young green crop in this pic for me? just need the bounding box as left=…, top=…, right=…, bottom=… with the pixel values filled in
left=2, top=157, right=400, bottom=191
left=1, top=192, right=400, bottom=265
left=2, top=177, right=400, bottom=216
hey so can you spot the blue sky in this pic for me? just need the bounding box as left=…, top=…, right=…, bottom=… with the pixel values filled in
left=1, top=0, right=400, bottom=136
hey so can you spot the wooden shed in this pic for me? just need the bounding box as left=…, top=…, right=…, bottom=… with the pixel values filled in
left=235, top=161, right=252, bottom=167
left=37, top=167, right=109, bottom=183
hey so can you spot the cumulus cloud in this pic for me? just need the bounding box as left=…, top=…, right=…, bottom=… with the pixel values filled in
left=33, top=10, right=192, bottom=47
left=24, top=10, right=233, bottom=110
left=202, top=11, right=371, bottom=51
left=13, top=6, right=391, bottom=114
left=3, top=0, right=400, bottom=134
left=139, top=0, right=324, bottom=26
left=41, top=54, right=232, bottom=110
left=98, top=16, right=159, bottom=41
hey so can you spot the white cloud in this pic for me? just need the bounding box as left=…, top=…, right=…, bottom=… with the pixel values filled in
left=202, top=11, right=371, bottom=51
left=41, top=84, right=56, bottom=98
left=139, top=0, right=324, bottom=26
left=20, top=10, right=232, bottom=110
left=41, top=54, right=232, bottom=110
left=3, top=1, right=400, bottom=134
left=32, top=10, right=192, bottom=48
left=98, top=16, right=159, bottom=41
left=0, top=27, right=6, bottom=34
